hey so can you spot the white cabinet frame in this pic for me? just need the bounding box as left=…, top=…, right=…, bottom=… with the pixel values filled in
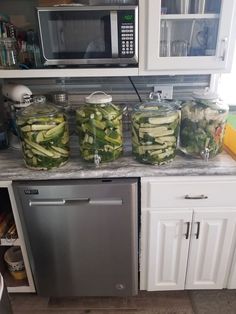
left=139, top=0, right=236, bottom=75
left=0, top=181, right=35, bottom=293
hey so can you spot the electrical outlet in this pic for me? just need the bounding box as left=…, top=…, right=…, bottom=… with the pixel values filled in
left=153, top=85, right=173, bottom=100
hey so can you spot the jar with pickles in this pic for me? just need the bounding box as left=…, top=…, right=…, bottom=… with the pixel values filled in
left=76, top=91, right=123, bottom=164
left=180, top=89, right=229, bottom=160
left=131, top=95, right=180, bottom=165
left=16, top=96, right=70, bottom=170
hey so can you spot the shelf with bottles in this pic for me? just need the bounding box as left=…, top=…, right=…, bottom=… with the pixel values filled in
left=160, top=14, right=220, bottom=20
left=161, top=0, right=221, bottom=16
left=159, top=17, right=219, bottom=58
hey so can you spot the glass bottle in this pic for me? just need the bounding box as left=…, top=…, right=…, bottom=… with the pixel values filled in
left=76, top=91, right=123, bottom=164
left=16, top=96, right=70, bottom=170
left=0, top=109, right=9, bottom=149
left=0, top=38, right=18, bottom=69
left=180, top=89, right=229, bottom=160
left=131, top=93, right=180, bottom=165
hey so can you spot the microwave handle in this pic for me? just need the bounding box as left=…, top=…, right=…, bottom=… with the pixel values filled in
left=110, top=11, right=118, bottom=58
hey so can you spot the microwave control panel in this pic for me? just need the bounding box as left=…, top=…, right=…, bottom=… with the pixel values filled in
left=118, top=11, right=135, bottom=58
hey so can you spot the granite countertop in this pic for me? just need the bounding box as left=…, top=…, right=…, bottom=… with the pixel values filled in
left=0, top=146, right=235, bottom=181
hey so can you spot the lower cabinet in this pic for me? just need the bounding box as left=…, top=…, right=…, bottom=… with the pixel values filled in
left=144, top=210, right=192, bottom=291
left=140, top=176, right=236, bottom=291
left=185, top=210, right=236, bottom=290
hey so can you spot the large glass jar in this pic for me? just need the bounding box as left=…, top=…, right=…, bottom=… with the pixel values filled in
left=16, top=96, right=70, bottom=170
left=131, top=97, right=180, bottom=165
left=180, top=89, right=229, bottom=159
left=76, top=91, right=123, bottom=164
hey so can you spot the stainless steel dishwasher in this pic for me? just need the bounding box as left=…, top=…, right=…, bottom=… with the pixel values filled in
left=13, top=178, right=139, bottom=297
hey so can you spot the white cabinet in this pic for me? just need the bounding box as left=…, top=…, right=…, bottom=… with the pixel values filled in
left=139, top=0, right=236, bottom=74
left=0, top=181, right=35, bottom=293
left=1, top=0, right=236, bottom=78
left=144, top=210, right=192, bottom=291
left=186, top=210, right=236, bottom=289
left=227, top=244, right=236, bottom=289
left=140, top=176, right=236, bottom=291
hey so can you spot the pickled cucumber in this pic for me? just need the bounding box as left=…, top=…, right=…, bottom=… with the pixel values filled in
left=17, top=110, right=70, bottom=170
left=76, top=103, right=123, bottom=163
left=132, top=108, right=180, bottom=165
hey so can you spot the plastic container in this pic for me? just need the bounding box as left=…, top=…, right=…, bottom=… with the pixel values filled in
left=131, top=95, right=180, bottom=165
left=180, top=89, right=229, bottom=160
left=16, top=96, right=70, bottom=170
left=4, top=247, right=27, bottom=280
left=76, top=91, right=123, bottom=164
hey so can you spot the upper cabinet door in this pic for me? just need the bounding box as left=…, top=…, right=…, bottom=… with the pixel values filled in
left=146, top=210, right=192, bottom=291
left=185, top=210, right=236, bottom=290
left=143, top=0, right=236, bottom=73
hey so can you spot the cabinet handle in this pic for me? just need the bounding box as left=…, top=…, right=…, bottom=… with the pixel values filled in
left=185, top=195, right=208, bottom=200
left=185, top=222, right=190, bottom=240
left=195, top=222, right=200, bottom=239
left=220, top=38, right=228, bottom=61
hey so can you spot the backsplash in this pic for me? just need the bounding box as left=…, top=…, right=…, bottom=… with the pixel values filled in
left=2, top=74, right=210, bottom=104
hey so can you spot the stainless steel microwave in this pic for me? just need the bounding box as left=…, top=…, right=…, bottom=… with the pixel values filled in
left=36, top=5, right=138, bottom=67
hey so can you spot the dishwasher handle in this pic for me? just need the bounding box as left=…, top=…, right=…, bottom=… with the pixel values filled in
left=29, top=198, right=123, bottom=206
left=29, top=198, right=89, bottom=206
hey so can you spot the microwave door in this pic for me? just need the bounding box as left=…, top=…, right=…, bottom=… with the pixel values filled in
left=38, top=9, right=113, bottom=65
left=110, top=11, right=118, bottom=58
left=57, top=20, right=66, bottom=53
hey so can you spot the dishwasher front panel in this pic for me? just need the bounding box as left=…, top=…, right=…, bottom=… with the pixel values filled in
left=13, top=178, right=138, bottom=297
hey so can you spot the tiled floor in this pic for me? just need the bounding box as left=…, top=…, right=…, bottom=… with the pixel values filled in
left=10, top=291, right=194, bottom=314
left=9, top=290, right=236, bottom=314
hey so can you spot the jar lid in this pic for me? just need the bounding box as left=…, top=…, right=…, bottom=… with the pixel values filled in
left=134, top=96, right=179, bottom=115
left=85, top=91, right=112, bottom=104
left=192, top=88, right=219, bottom=100
left=18, top=96, right=59, bottom=118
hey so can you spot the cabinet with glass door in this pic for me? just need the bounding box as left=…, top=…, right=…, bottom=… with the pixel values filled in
left=139, top=0, right=236, bottom=74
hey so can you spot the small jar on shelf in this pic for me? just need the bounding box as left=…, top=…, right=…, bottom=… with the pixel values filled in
left=0, top=38, right=19, bottom=69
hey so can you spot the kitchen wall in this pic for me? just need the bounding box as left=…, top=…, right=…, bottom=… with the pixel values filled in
left=3, top=75, right=210, bottom=104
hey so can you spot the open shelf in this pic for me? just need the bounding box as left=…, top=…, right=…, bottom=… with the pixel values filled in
left=0, top=238, right=21, bottom=246
left=0, top=184, right=35, bottom=293
left=3, top=270, right=28, bottom=288
left=161, top=14, right=220, bottom=20
left=0, top=67, right=139, bottom=78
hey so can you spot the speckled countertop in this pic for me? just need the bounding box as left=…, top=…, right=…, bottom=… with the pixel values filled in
left=0, top=146, right=235, bottom=181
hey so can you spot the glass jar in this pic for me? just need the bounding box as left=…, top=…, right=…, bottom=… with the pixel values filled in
left=16, top=96, right=70, bottom=170
left=0, top=107, right=9, bottom=149
left=131, top=96, right=180, bottom=165
left=0, top=38, right=18, bottom=69
left=0, top=121, right=9, bottom=149
left=76, top=91, right=123, bottom=164
left=180, top=89, right=229, bottom=159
